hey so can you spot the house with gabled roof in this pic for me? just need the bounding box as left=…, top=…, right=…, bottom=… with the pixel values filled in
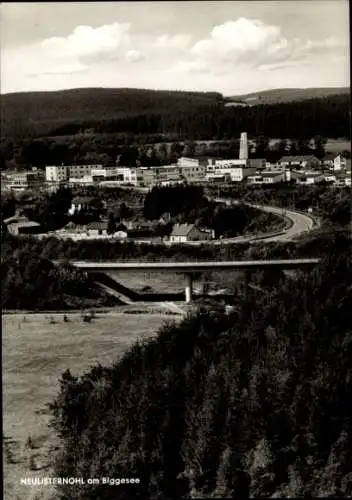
left=279, top=155, right=320, bottom=169
left=322, top=153, right=347, bottom=171
left=169, top=223, right=213, bottom=243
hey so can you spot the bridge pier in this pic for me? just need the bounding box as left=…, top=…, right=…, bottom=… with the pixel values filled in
left=244, top=270, right=251, bottom=300
left=185, top=273, right=193, bottom=303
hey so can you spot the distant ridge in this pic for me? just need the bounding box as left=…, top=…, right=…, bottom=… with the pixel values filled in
left=0, top=86, right=349, bottom=138
left=0, top=87, right=223, bottom=137
left=228, top=87, right=349, bottom=105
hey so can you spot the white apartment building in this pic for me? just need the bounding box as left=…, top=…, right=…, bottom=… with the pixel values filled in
left=91, top=167, right=122, bottom=182
left=45, top=165, right=69, bottom=182
left=139, top=166, right=181, bottom=187
left=69, top=164, right=102, bottom=179
left=177, top=157, right=200, bottom=168
left=179, top=164, right=206, bottom=183
left=117, top=167, right=139, bottom=185
left=45, top=164, right=103, bottom=182
left=206, top=159, right=255, bottom=182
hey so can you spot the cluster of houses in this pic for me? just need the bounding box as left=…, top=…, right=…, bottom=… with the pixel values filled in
left=3, top=152, right=350, bottom=192
left=2, top=131, right=350, bottom=192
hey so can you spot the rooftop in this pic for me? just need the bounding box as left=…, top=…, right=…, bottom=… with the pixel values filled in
left=280, top=155, right=319, bottom=162
left=170, top=223, right=195, bottom=237
left=86, top=221, right=108, bottom=230
left=8, top=220, right=41, bottom=229
left=261, top=172, right=284, bottom=178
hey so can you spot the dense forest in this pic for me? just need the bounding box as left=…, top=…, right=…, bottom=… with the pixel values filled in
left=1, top=88, right=223, bottom=138
left=49, top=230, right=352, bottom=498
left=1, top=88, right=349, bottom=141
left=2, top=134, right=340, bottom=170
left=0, top=242, right=117, bottom=310
left=143, top=185, right=284, bottom=237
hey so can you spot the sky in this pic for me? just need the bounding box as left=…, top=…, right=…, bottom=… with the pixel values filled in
left=1, top=1, right=350, bottom=95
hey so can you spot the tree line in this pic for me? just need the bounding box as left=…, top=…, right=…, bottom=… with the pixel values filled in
left=1, top=94, right=349, bottom=169
left=1, top=134, right=338, bottom=171
left=143, top=185, right=284, bottom=237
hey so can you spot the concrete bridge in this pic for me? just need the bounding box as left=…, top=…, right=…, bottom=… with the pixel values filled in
left=67, top=259, right=321, bottom=303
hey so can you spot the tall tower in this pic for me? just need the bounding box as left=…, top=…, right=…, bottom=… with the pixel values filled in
left=239, top=132, right=248, bottom=160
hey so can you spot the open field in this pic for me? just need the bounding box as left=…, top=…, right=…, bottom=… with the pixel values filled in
left=3, top=311, right=180, bottom=500
left=325, top=138, right=351, bottom=153
left=106, top=270, right=241, bottom=295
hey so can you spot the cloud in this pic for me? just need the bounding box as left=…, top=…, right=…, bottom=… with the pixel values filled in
left=168, top=59, right=209, bottom=75
left=176, top=17, right=348, bottom=75
left=125, top=49, right=144, bottom=63
left=26, top=65, right=88, bottom=77
left=191, top=18, right=282, bottom=59
left=154, top=34, right=191, bottom=50
left=41, top=22, right=131, bottom=63
left=1, top=15, right=349, bottom=95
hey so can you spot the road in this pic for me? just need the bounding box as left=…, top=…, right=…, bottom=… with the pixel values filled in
left=231, top=202, right=316, bottom=243
left=200, top=198, right=319, bottom=244
left=38, top=198, right=318, bottom=246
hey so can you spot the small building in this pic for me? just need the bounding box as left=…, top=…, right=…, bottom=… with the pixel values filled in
left=247, top=175, right=264, bottom=185
left=261, top=171, right=286, bottom=184
left=206, top=159, right=256, bottom=182
left=334, top=171, right=351, bottom=187
left=249, top=158, right=267, bottom=171
left=279, top=155, right=321, bottom=170
left=85, top=221, right=109, bottom=236
left=247, top=171, right=285, bottom=184
left=322, top=153, right=347, bottom=171
left=297, top=172, right=325, bottom=185
left=7, top=217, right=42, bottom=235
left=169, top=223, right=213, bottom=243
left=68, top=196, right=92, bottom=215
left=323, top=174, right=337, bottom=184
left=8, top=171, right=45, bottom=191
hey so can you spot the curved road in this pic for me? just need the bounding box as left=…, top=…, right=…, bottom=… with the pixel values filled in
left=219, top=201, right=318, bottom=243
left=39, top=198, right=318, bottom=246
left=159, top=198, right=318, bottom=246
left=246, top=203, right=316, bottom=242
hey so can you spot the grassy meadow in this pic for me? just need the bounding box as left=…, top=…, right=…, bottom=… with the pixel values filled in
left=106, top=270, right=242, bottom=295
left=2, top=310, right=180, bottom=500
left=325, top=138, right=350, bottom=153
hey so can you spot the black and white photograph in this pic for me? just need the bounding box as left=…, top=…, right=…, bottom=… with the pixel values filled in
left=1, top=1, right=351, bottom=499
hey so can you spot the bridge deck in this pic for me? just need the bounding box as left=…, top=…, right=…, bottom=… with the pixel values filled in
left=68, top=259, right=321, bottom=272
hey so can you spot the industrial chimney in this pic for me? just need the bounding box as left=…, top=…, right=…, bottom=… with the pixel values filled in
left=239, top=132, right=248, bottom=160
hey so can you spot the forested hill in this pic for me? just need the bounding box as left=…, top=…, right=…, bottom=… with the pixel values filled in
left=51, top=232, right=352, bottom=498
left=1, top=87, right=350, bottom=139
left=230, top=87, right=349, bottom=105
left=0, top=88, right=223, bottom=138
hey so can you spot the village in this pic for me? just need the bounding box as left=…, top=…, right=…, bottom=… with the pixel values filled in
left=2, top=132, right=350, bottom=243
